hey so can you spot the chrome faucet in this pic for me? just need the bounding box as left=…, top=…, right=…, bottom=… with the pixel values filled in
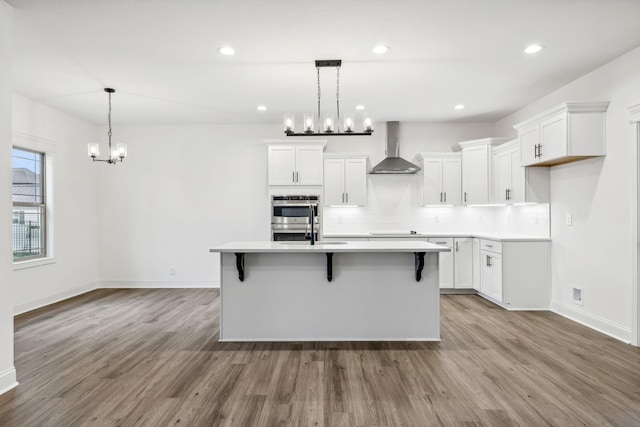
left=308, top=205, right=315, bottom=245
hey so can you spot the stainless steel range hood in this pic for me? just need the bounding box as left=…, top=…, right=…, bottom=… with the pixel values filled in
left=370, top=121, right=421, bottom=174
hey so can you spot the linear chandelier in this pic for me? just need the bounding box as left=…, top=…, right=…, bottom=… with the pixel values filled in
left=87, top=88, right=127, bottom=164
left=284, top=60, right=374, bottom=137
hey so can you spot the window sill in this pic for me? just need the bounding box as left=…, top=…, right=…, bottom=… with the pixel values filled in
left=13, top=257, right=56, bottom=270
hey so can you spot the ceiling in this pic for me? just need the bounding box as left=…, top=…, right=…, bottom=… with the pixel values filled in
left=7, top=0, right=640, bottom=126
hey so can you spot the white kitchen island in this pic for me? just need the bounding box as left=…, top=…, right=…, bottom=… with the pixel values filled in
left=210, top=240, right=450, bottom=342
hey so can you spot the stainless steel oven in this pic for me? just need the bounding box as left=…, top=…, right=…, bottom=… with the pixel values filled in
left=271, top=195, right=320, bottom=242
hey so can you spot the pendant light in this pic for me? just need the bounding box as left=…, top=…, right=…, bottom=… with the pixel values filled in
left=87, top=88, right=127, bottom=164
left=284, top=60, right=373, bottom=136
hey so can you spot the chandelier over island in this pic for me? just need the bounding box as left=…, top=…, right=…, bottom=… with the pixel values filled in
left=87, top=88, right=127, bottom=164
left=284, top=60, right=374, bottom=137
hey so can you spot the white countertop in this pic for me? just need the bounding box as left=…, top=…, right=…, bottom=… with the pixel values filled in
left=210, top=240, right=451, bottom=253
left=323, top=232, right=551, bottom=242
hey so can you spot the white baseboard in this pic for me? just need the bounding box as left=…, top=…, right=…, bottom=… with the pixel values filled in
left=14, top=281, right=99, bottom=315
left=0, top=367, right=18, bottom=396
left=550, top=301, right=631, bottom=343
left=99, top=280, right=220, bottom=289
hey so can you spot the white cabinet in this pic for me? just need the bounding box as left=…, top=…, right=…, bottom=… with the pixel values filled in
left=492, top=139, right=550, bottom=204
left=514, top=102, right=609, bottom=167
left=454, top=238, right=473, bottom=289
left=477, top=239, right=551, bottom=310
left=323, top=155, right=368, bottom=206
left=268, top=144, right=324, bottom=186
left=453, top=138, right=510, bottom=205
left=428, top=237, right=472, bottom=290
left=429, top=238, right=454, bottom=289
left=480, top=240, right=503, bottom=302
left=415, top=153, right=462, bottom=206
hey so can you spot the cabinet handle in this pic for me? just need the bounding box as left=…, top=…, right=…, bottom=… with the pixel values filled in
left=292, top=171, right=295, bottom=183
left=444, top=192, right=447, bottom=203
left=296, top=171, right=299, bottom=182
left=346, top=193, right=349, bottom=203
left=508, top=189, right=511, bottom=200
left=486, top=255, right=492, bottom=267
left=342, top=193, right=345, bottom=203
left=538, top=144, right=542, bottom=158
left=486, top=244, right=493, bottom=248
left=436, top=241, right=447, bottom=244
left=455, top=242, right=459, bottom=252
left=464, top=192, right=467, bottom=203
left=505, top=189, right=508, bottom=201
left=534, top=144, right=538, bottom=158
left=440, top=192, right=443, bottom=202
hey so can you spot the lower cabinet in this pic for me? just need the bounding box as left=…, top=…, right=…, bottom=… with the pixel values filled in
left=429, top=237, right=472, bottom=290
left=476, top=238, right=550, bottom=310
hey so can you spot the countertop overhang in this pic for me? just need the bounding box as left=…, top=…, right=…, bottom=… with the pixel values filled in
left=323, top=232, right=551, bottom=242
left=210, top=240, right=451, bottom=253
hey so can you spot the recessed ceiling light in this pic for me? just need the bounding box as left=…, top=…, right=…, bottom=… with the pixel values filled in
left=372, top=45, right=390, bottom=54
left=524, top=44, right=544, bottom=54
left=355, top=105, right=366, bottom=110
left=257, top=105, right=267, bottom=111
left=454, top=104, right=465, bottom=110
left=218, top=46, right=236, bottom=56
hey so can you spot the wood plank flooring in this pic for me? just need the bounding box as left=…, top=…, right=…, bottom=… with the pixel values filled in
left=0, top=289, right=638, bottom=426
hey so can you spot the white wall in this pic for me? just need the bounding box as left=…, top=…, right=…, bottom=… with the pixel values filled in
left=0, top=0, right=17, bottom=395
left=495, top=46, right=640, bottom=342
left=11, top=95, right=100, bottom=314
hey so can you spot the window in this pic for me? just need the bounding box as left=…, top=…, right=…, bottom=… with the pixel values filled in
left=12, top=147, right=47, bottom=261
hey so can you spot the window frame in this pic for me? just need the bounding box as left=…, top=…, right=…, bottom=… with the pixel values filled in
left=12, top=145, right=48, bottom=263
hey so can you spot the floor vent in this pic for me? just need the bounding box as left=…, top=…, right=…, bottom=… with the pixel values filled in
left=572, top=287, right=583, bottom=306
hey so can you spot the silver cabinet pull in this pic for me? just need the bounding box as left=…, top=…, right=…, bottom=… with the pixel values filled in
left=292, top=171, right=295, bottom=183
left=455, top=242, right=459, bottom=252
left=486, top=244, right=493, bottom=248
left=464, top=192, right=467, bottom=203
left=538, top=144, right=542, bottom=158
left=436, top=241, right=447, bottom=245
left=346, top=193, right=349, bottom=203
left=444, top=192, right=447, bottom=203
left=440, top=192, right=443, bottom=202
left=486, top=255, right=492, bottom=267
left=342, top=193, right=345, bottom=203
left=296, top=171, right=299, bottom=182
left=505, top=189, right=508, bottom=201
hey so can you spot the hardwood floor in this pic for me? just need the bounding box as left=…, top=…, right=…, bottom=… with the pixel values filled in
left=0, top=289, right=638, bottom=426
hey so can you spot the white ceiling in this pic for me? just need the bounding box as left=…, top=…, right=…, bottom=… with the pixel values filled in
left=7, top=0, right=640, bottom=126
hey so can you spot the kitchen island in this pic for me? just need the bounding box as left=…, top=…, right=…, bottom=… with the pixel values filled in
left=210, top=240, right=450, bottom=342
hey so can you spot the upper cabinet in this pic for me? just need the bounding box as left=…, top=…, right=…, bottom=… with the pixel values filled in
left=453, top=138, right=510, bottom=205
left=514, top=102, right=609, bottom=167
left=415, top=152, right=462, bottom=206
left=268, top=144, right=324, bottom=186
left=492, top=140, right=550, bottom=204
left=324, top=154, right=369, bottom=206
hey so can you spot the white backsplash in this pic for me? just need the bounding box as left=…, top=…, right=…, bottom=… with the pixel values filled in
left=322, top=174, right=550, bottom=236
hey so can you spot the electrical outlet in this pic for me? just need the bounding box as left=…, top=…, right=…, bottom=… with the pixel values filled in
left=169, top=266, right=176, bottom=275
left=566, top=214, right=572, bottom=226
left=571, top=286, right=583, bottom=305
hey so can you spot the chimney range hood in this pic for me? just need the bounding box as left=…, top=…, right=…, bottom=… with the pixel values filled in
left=370, top=122, right=421, bottom=174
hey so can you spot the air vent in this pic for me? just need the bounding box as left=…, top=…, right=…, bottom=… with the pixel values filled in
left=571, top=287, right=583, bottom=306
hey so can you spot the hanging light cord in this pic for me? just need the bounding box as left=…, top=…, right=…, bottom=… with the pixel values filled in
left=336, top=65, right=340, bottom=133
left=107, top=91, right=113, bottom=158
left=316, top=67, right=321, bottom=133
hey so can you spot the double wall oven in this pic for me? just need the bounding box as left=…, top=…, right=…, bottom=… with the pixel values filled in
left=271, top=195, right=320, bottom=242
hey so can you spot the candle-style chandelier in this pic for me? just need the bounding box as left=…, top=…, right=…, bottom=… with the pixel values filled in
left=87, top=88, right=128, bottom=164
left=284, top=60, right=374, bottom=136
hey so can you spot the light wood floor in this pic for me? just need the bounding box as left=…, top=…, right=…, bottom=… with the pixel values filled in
left=0, top=289, right=638, bottom=426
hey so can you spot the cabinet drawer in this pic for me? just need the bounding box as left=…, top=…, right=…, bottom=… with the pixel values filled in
left=480, top=239, right=502, bottom=253
left=428, top=237, right=454, bottom=248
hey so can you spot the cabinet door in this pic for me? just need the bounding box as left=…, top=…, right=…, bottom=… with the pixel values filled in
left=462, top=145, right=489, bottom=205
left=296, top=146, right=323, bottom=185
left=472, top=238, right=481, bottom=290
left=323, top=159, right=345, bottom=206
left=519, top=124, right=539, bottom=166
left=344, top=158, right=367, bottom=205
left=429, top=238, right=454, bottom=289
left=480, top=251, right=493, bottom=295
left=509, top=148, right=525, bottom=203
left=442, top=157, right=462, bottom=205
left=422, top=158, right=444, bottom=205
left=268, top=146, right=296, bottom=186
left=540, top=113, right=567, bottom=163
left=454, top=238, right=473, bottom=289
left=481, top=251, right=502, bottom=302
left=494, top=150, right=511, bottom=203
